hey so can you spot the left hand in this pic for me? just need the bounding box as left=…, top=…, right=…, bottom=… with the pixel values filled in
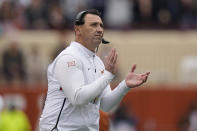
left=125, top=64, right=150, bottom=88
left=104, top=48, right=117, bottom=74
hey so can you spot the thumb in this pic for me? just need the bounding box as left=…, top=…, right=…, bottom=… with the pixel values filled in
left=131, top=64, right=136, bottom=72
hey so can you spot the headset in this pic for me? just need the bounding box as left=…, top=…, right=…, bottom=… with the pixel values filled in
left=74, top=9, right=110, bottom=44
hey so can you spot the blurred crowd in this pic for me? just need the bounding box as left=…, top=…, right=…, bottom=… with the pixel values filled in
left=0, top=0, right=197, bottom=32
left=0, top=39, right=68, bottom=84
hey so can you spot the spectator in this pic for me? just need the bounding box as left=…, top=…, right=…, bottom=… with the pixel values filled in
left=2, top=42, right=26, bottom=83
left=188, top=101, right=197, bottom=131
left=177, top=116, right=189, bottom=131
left=180, top=0, right=197, bottom=29
left=0, top=1, right=14, bottom=24
left=111, top=105, right=138, bottom=131
left=133, top=0, right=153, bottom=24
left=12, top=2, right=27, bottom=29
left=26, top=45, right=46, bottom=84
left=104, top=0, right=133, bottom=29
left=0, top=103, right=31, bottom=131
left=25, top=0, right=48, bottom=29
left=59, top=0, right=91, bottom=28
left=47, top=3, right=65, bottom=30
left=178, top=101, right=197, bottom=131
left=152, top=0, right=181, bottom=26
left=90, top=0, right=106, bottom=19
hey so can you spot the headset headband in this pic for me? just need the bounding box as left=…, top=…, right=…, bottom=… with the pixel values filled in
left=75, top=11, right=87, bottom=26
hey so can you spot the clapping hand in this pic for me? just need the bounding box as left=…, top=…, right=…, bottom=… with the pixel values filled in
left=104, top=48, right=117, bottom=74
left=125, top=64, right=150, bottom=88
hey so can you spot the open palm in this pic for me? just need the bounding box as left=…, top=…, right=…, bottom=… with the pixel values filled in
left=125, top=64, right=150, bottom=88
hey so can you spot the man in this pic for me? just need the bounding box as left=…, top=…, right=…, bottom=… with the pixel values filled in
left=39, top=9, right=150, bottom=131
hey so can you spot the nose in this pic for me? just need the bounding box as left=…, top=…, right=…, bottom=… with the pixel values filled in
left=96, top=25, right=103, bottom=33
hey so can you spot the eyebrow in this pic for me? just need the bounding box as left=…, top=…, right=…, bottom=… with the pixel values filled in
left=90, top=21, right=104, bottom=27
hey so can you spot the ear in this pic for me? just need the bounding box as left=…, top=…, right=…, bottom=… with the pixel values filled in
left=74, top=25, right=81, bottom=36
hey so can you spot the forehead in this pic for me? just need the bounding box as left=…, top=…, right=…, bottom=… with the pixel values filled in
left=84, top=14, right=103, bottom=24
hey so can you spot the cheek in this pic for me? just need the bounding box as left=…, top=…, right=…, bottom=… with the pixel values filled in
left=87, top=28, right=94, bottom=33
left=86, top=29, right=95, bottom=37
left=81, top=27, right=95, bottom=37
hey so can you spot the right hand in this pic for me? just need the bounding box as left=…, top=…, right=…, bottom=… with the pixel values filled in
left=104, top=48, right=117, bottom=74
left=125, top=64, right=150, bottom=88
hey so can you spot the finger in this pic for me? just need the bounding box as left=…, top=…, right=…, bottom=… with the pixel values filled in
left=141, top=72, right=150, bottom=77
left=104, top=55, right=108, bottom=66
left=112, top=50, right=117, bottom=65
left=143, top=75, right=149, bottom=83
left=107, top=49, right=113, bottom=60
left=105, top=49, right=113, bottom=65
left=110, top=48, right=116, bottom=63
left=142, top=72, right=150, bottom=82
left=107, top=48, right=114, bottom=64
left=131, top=64, right=136, bottom=72
left=146, top=72, right=150, bottom=75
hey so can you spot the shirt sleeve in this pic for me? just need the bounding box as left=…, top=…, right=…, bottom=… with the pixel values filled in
left=54, top=55, right=114, bottom=106
left=100, top=80, right=130, bottom=112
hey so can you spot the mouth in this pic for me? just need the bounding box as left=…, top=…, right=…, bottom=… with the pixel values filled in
left=95, top=34, right=103, bottom=39
left=95, top=36, right=102, bottom=41
left=95, top=34, right=102, bottom=37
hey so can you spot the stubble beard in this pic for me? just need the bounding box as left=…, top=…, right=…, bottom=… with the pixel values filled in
left=93, top=38, right=102, bottom=48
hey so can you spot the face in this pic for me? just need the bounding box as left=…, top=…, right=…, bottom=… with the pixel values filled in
left=76, top=14, right=104, bottom=51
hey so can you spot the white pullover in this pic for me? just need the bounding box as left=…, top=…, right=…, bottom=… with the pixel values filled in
left=39, top=41, right=130, bottom=131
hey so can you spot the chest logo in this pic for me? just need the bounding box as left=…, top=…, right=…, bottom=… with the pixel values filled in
left=67, top=61, right=76, bottom=67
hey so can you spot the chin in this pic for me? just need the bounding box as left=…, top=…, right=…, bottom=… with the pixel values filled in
left=93, top=39, right=102, bottom=45
left=96, top=41, right=102, bottom=45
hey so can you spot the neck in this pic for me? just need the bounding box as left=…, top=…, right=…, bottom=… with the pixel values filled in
left=75, top=38, right=96, bottom=52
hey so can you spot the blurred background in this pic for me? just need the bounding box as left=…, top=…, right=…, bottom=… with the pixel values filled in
left=0, top=0, right=197, bottom=131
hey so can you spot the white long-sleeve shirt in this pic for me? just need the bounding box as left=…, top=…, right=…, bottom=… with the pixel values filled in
left=39, top=41, right=130, bottom=131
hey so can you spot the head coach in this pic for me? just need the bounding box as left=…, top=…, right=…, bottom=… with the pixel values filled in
left=39, top=9, right=150, bottom=131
